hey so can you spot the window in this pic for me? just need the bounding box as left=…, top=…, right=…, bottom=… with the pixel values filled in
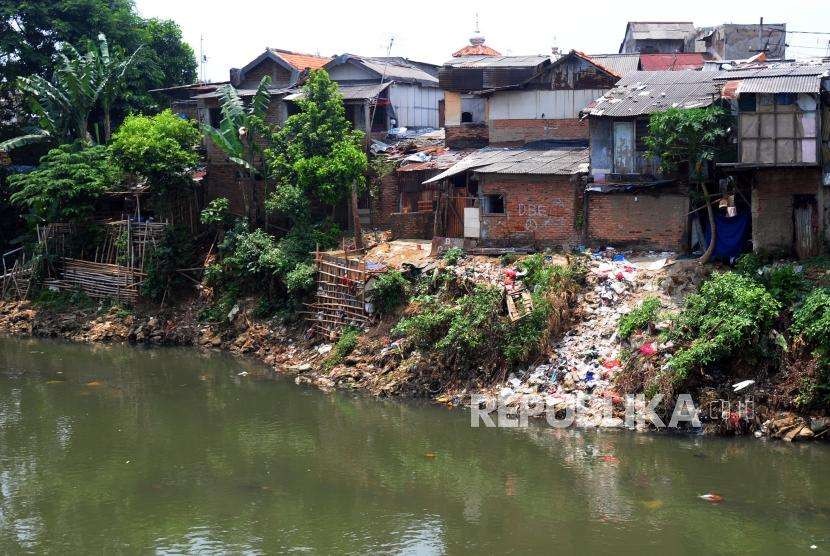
left=483, top=194, right=505, bottom=214
left=461, top=112, right=474, bottom=123
left=739, top=93, right=818, bottom=165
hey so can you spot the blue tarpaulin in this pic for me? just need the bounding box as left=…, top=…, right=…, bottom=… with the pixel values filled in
left=703, top=210, right=750, bottom=260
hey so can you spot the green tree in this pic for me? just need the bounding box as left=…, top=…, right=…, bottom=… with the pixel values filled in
left=92, top=33, right=143, bottom=142
left=1, top=34, right=139, bottom=151
left=8, top=141, right=122, bottom=222
left=110, top=109, right=200, bottom=191
left=0, top=2, right=195, bottom=142
left=644, top=106, right=730, bottom=263
left=202, top=76, right=273, bottom=223
left=265, top=70, right=367, bottom=233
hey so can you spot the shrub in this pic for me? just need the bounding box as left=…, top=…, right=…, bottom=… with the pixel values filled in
left=791, top=288, right=830, bottom=361
left=370, top=270, right=410, bottom=315
left=763, top=264, right=809, bottom=306
left=200, top=198, right=232, bottom=229
left=9, top=141, right=121, bottom=222
left=322, top=326, right=361, bottom=370
left=734, top=252, right=764, bottom=276
left=668, top=272, right=781, bottom=382
left=501, top=293, right=551, bottom=363
left=109, top=110, right=200, bottom=191
left=141, top=227, right=194, bottom=302
left=619, top=296, right=661, bottom=339
left=442, top=247, right=464, bottom=265
left=285, top=262, right=315, bottom=295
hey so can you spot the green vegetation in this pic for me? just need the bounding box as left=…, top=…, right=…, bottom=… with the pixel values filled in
left=442, top=247, right=464, bottom=266
left=140, top=227, right=194, bottom=302
left=200, top=198, right=233, bottom=230
left=667, top=272, right=781, bottom=382
left=9, top=141, right=121, bottom=222
left=619, top=296, right=661, bottom=339
left=110, top=110, right=200, bottom=191
left=202, top=76, right=273, bottom=222
left=370, top=270, right=410, bottom=315
left=2, top=2, right=195, bottom=147
left=322, top=326, right=362, bottom=371
left=265, top=70, right=367, bottom=223
left=33, top=289, right=95, bottom=312
left=790, top=288, right=830, bottom=408
left=392, top=258, right=583, bottom=373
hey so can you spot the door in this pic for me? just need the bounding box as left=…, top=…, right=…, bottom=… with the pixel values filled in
left=613, top=121, right=635, bottom=174
left=793, top=195, right=819, bottom=259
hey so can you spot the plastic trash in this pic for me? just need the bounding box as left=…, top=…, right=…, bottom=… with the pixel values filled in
left=639, top=342, right=657, bottom=357
left=732, top=379, right=755, bottom=392
left=698, top=493, right=724, bottom=503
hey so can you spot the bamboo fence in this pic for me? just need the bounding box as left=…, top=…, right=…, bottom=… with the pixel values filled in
left=303, top=250, right=372, bottom=340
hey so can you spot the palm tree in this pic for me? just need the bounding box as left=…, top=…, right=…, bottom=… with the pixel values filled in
left=202, top=76, right=273, bottom=222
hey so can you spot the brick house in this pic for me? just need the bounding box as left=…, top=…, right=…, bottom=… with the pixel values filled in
left=422, top=142, right=589, bottom=248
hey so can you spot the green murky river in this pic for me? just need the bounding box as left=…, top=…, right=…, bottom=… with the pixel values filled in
left=0, top=337, right=829, bottom=554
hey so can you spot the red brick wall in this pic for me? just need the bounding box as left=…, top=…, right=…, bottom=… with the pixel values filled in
left=587, top=192, right=689, bottom=251
left=479, top=174, right=581, bottom=247
left=204, top=163, right=266, bottom=218
left=370, top=169, right=442, bottom=230
left=446, top=124, right=489, bottom=149
left=489, top=118, right=588, bottom=146
left=390, top=210, right=433, bottom=239
left=752, top=167, right=823, bottom=253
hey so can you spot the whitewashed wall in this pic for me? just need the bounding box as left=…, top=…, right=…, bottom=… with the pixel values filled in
left=488, top=89, right=607, bottom=120
left=388, top=84, right=443, bottom=128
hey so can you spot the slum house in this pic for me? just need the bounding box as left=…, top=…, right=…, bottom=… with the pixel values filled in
left=582, top=70, right=724, bottom=252
left=421, top=142, right=589, bottom=249
left=439, top=31, right=551, bottom=148
left=194, top=48, right=331, bottom=217
left=714, top=62, right=830, bottom=258
left=477, top=50, right=621, bottom=146
left=290, top=54, right=443, bottom=138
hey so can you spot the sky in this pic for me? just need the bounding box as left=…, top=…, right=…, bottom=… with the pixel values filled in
left=134, top=0, right=830, bottom=83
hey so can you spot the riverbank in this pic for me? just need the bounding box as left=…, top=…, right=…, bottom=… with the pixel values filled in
left=1, top=249, right=828, bottom=442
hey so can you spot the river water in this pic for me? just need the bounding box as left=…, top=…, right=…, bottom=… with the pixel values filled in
left=0, top=337, right=828, bottom=554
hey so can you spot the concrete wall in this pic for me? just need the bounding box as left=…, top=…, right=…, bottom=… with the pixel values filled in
left=478, top=174, right=582, bottom=247
left=240, top=59, right=294, bottom=89
left=587, top=191, right=689, bottom=252
left=751, top=167, right=824, bottom=254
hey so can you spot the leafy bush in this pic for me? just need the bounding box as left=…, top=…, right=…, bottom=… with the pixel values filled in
left=141, top=227, right=194, bottom=302
left=667, top=272, right=781, bottom=382
left=791, top=288, right=830, bottom=360
left=322, top=326, right=362, bottom=371
left=519, top=254, right=584, bottom=292
left=9, top=141, right=121, bottom=222
left=501, top=293, right=551, bottom=363
left=734, top=252, right=764, bottom=276
left=619, top=296, right=661, bottom=339
left=285, top=262, right=315, bottom=295
left=370, top=270, right=410, bottom=315
left=763, top=264, right=809, bottom=306
left=33, top=289, right=94, bottom=311
left=109, top=110, right=200, bottom=191
left=200, top=197, right=232, bottom=229
left=442, top=247, right=464, bottom=266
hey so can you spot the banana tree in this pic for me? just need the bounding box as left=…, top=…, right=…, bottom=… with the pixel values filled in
left=92, top=34, right=142, bottom=142
left=0, top=34, right=139, bottom=151
left=202, top=76, right=273, bottom=223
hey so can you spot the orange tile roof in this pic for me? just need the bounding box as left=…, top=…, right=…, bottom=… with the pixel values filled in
left=452, top=44, right=501, bottom=57
left=271, top=49, right=330, bottom=70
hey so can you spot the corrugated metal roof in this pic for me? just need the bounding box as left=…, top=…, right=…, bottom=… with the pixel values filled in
left=588, top=54, right=641, bottom=75
left=284, top=81, right=391, bottom=101
left=359, top=57, right=439, bottom=85
left=444, top=55, right=551, bottom=68
left=714, top=63, right=830, bottom=79
left=423, top=143, right=588, bottom=183
left=585, top=71, right=720, bottom=117
left=736, top=76, right=824, bottom=93
left=627, top=22, right=695, bottom=41
left=192, top=87, right=294, bottom=100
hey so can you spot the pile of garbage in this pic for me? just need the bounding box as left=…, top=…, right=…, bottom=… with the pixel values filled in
left=483, top=249, right=684, bottom=429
